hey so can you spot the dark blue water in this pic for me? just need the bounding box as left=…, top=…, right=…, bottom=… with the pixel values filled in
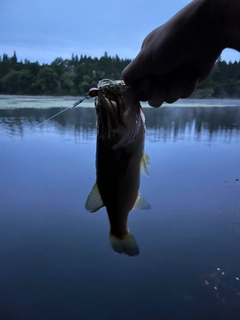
left=0, top=106, right=240, bottom=320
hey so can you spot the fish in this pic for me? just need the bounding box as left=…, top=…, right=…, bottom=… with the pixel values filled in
left=85, top=79, right=150, bottom=256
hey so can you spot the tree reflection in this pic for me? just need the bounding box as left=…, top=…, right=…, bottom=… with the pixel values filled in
left=0, top=106, right=240, bottom=142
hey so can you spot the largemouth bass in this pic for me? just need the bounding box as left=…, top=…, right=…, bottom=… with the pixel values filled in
left=85, top=79, right=150, bottom=256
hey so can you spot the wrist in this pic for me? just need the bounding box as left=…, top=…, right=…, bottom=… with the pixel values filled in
left=179, top=0, right=227, bottom=53
left=214, top=0, right=240, bottom=51
left=199, top=0, right=227, bottom=51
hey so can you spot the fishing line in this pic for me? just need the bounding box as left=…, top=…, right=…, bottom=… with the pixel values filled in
left=0, top=93, right=93, bottom=149
left=36, top=93, right=92, bottom=127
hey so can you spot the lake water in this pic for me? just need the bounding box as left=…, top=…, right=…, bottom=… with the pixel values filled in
left=0, top=97, right=240, bottom=320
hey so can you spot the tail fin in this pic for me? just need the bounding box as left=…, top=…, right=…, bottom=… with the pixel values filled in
left=109, top=231, right=139, bottom=257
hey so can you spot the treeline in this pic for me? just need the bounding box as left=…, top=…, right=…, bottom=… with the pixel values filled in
left=0, top=51, right=131, bottom=96
left=0, top=51, right=240, bottom=98
left=194, top=57, right=240, bottom=98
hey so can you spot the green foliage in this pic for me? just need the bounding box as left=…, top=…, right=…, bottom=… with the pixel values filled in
left=35, top=66, right=59, bottom=94
left=193, top=58, right=240, bottom=98
left=0, top=51, right=240, bottom=98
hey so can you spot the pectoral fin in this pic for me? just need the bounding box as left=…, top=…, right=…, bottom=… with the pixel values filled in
left=133, top=193, right=151, bottom=210
left=140, top=153, right=150, bottom=177
left=85, top=183, right=104, bottom=213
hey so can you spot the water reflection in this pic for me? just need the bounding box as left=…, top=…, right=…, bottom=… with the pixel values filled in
left=1, top=107, right=240, bottom=143
left=1, top=105, right=240, bottom=319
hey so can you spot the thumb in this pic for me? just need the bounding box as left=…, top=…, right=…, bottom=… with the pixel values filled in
left=122, top=49, right=152, bottom=85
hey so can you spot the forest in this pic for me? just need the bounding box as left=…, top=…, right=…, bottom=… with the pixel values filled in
left=0, top=51, right=240, bottom=98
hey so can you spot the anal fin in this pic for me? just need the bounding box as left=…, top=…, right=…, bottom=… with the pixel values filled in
left=133, top=193, right=151, bottom=210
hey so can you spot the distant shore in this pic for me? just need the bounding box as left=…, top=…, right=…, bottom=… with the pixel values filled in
left=0, top=95, right=240, bottom=109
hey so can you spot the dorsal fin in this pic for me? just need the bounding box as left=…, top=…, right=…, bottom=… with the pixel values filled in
left=140, top=153, right=150, bottom=177
left=85, top=183, right=104, bottom=212
left=133, top=193, right=151, bottom=210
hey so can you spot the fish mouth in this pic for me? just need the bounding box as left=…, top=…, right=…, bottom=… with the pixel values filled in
left=95, top=79, right=127, bottom=141
left=95, top=79, right=144, bottom=149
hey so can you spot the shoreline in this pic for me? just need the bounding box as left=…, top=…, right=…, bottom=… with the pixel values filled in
left=0, top=95, right=240, bottom=109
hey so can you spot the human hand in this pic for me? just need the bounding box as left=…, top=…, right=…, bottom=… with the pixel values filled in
left=122, top=0, right=226, bottom=107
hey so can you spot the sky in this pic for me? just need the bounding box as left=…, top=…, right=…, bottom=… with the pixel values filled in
left=1, top=0, right=239, bottom=64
